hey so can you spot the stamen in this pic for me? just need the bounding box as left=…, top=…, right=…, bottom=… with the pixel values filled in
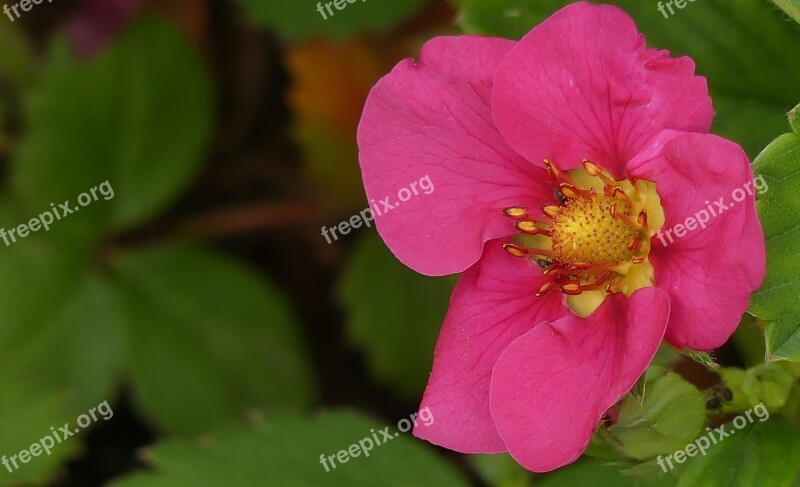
left=558, top=183, right=580, bottom=200
left=502, top=243, right=529, bottom=258
left=638, top=210, right=648, bottom=228
left=544, top=159, right=578, bottom=186
left=542, top=205, right=561, bottom=218
left=502, top=157, right=661, bottom=315
left=611, top=187, right=634, bottom=206
left=536, top=281, right=556, bottom=297
left=560, top=280, right=582, bottom=295
left=502, top=207, right=528, bottom=220
left=583, top=159, right=616, bottom=186
left=515, top=221, right=551, bottom=237
left=609, top=204, right=644, bottom=232
left=543, top=159, right=563, bottom=181
left=542, top=264, right=566, bottom=276
left=559, top=281, right=606, bottom=296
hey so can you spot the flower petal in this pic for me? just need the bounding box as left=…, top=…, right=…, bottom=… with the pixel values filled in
left=489, top=287, right=670, bottom=472
left=627, top=132, right=766, bottom=350
left=358, top=35, right=553, bottom=276
left=491, top=2, right=712, bottom=177
left=413, top=242, right=568, bottom=452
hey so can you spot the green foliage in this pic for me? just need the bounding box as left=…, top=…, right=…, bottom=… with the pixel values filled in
left=453, top=0, right=800, bottom=157
left=0, top=15, right=315, bottom=455
left=535, top=458, right=638, bottom=487
left=0, top=383, right=77, bottom=487
left=679, top=349, right=719, bottom=370
left=720, top=362, right=799, bottom=411
left=597, top=368, right=706, bottom=460
left=237, top=0, right=428, bottom=41
left=677, top=417, right=800, bottom=487
left=472, top=454, right=534, bottom=487
left=114, top=244, right=316, bottom=435
left=772, top=0, right=800, bottom=24
left=751, top=105, right=800, bottom=361
left=0, top=20, right=35, bottom=89
left=339, top=233, right=456, bottom=398
left=110, top=411, right=469, bottom=487
left=13, top=16, right=213, bottom=241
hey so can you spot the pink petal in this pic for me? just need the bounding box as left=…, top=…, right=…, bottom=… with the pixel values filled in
left=413, top=242, right=568, bottom=452
left=627, top=132, right=766, bottom=350
left=489, top=287, right=670, bottom=472
left=491, top=2, right=712, bottom=177
left=358, top=36, right=553, bottom=276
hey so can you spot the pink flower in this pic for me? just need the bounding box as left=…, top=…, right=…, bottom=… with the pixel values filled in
left=357, top=1, right=765, bottom=473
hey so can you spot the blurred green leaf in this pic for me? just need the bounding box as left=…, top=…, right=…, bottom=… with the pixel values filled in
left=0, top=382, right=77, bottom=487
left=535, top=458, right=635, bottom=487
left=0, top=235, right=122, bottom=411
left=677, top=416, right=800, bottom=487
left=4, top=271, right=125, bottom=411
left=452, top=0, right=800, bottom=156
left=13, top=16, right=212, bottom=241
left=110, top=411, right=469, bottom=487
left=472, top=454, right=534, bottom=487
left=751, top=114, right=800, bottom=361
left=339, top=233, right=456, bottom=399
left=603, top=369, right=706, bottom=460
left=113, top=244, right=315, bottom=435
left=773, top=0, right=800, bottom=24
left=237, top=0, right=428, bottom=41
left=0, top=20, right=35, bottom=89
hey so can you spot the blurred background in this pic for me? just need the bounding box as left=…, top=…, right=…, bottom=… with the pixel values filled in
left=0, top=0, right=799, bottom=486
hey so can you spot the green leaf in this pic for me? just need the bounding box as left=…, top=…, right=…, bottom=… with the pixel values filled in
left=113, top=244, right=315, bottom=435
left=790, top=103, right=800, bottom=134
left=678, top=349, right=719, bottom=370
left=603, top=369, right=706, bottom=460
left=0, top=20, right=35, bottom=89
left=677, top=416, right=800, bottom=487
left=453, top=0, right=800, bottom=156
left=534, top=458, right=636, bottom=487
left=13, top=16, right=213, bottom=241
left=0, top=382, right=78, bottom=487
left=472, top=453, right=534, bottom=487
left=741, top=364, right=795, bottom=410
left=109, top=411, right=469, bottom=487
left=751, top=128, right=800, bottom=361
left=773, top=0, right=800, bottom=24
left=3, top=273, right=125, bottom=411
left=0, top=235, right=122, bottom=411
left=237, top=0, right=428, bottom=41
left=339, top=233, right=456, bottom=398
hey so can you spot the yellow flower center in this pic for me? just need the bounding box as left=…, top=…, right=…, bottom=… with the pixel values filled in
left=502, top=159, right=665, bottom=317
